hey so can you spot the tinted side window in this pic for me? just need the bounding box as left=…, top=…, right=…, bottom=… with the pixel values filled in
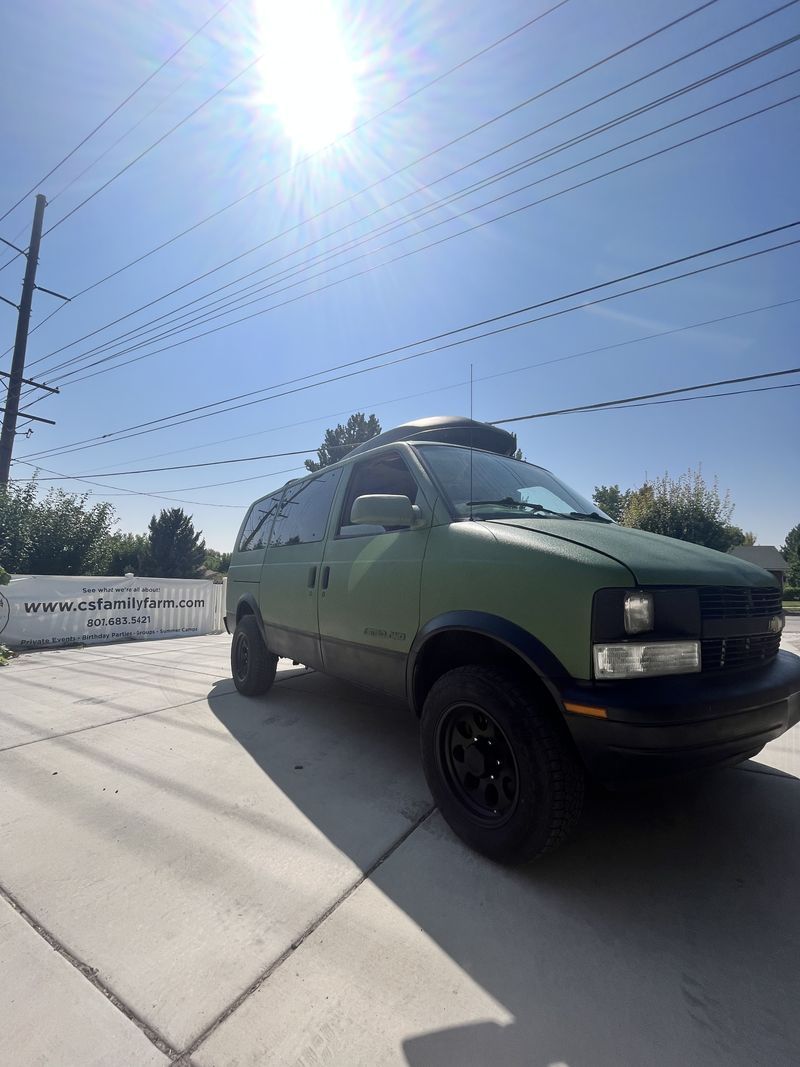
left=238, top=493, right=281, bottom=552
left=270, top=468, right=342, bottom=547
left=338, top=451, right=420, bottom=535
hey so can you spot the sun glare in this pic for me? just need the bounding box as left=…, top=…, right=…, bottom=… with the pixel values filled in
left=259, top=0, right=358, bottom=153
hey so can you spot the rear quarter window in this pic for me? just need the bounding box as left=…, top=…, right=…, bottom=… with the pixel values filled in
left=237, top=493, right=282, bottom=552
left=270, top=468, right=343, bottom=547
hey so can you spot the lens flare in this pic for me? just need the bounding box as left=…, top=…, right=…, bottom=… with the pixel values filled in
left=258, top=0, right=358, bottom=153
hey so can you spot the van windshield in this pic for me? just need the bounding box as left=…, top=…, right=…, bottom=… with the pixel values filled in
left=416, top=444, right=612, bottom=522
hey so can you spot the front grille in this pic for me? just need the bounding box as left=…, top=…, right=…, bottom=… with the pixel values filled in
left=698, top=586, right=782, bottom=672
left=698, top=585, right=782, bottom=620
left=701, top=633, right=781, bottom=672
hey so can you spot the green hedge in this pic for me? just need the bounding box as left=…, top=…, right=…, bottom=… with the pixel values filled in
left=784, top=586, right=800, bottom=601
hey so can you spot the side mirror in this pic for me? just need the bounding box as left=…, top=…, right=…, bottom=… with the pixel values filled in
left=350, top=494, right=422, bottom=529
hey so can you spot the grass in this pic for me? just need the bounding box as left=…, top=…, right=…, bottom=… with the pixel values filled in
left=783, top=601, right=800, bottom=613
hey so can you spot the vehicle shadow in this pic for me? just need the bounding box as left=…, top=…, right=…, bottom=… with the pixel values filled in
left=207, top=671, right=800, bottom=1067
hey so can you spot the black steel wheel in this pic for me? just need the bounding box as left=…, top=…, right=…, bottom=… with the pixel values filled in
left=231, top=614, right=278, bottom=696
left=420, top=666, right=584, bottom=864
left=437, top=703, right=520, bottom=826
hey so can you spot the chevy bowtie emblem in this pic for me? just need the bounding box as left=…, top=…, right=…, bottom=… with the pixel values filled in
left=768, top=615, right=785, bottom=634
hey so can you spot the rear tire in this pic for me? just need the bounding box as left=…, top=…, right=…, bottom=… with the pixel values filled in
left=420, top=666, right=584, bottom=864
left=231, top=615, right=278, bottom=696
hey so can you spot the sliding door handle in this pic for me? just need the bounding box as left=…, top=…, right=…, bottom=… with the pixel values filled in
left=321, top=565, right=330, bottom=590
left=307, top=565, right=317, bottom=588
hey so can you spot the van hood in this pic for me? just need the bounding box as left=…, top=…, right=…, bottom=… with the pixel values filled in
left=488, top=518, right=776, bottom=587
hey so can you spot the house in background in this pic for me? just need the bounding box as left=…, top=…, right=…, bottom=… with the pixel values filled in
left=728, top=545, right=789, bottom=590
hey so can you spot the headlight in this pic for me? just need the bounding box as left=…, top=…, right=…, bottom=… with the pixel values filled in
left=624, top=591, right=654, bottom=634
left=594, top=640, right=701, bottom=679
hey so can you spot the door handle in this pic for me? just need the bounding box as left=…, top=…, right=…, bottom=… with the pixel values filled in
left=321, top=565, right=330, bottom=590
left=307, top=565, right=317, bottom=588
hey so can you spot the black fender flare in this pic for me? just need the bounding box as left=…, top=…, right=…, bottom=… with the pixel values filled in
left=231, top=594, right=268, bottom=645
left=406, top=611, right=571, bottom=715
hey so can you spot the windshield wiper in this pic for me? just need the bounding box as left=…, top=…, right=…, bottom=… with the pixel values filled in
left=465, top=498, right=575, bottom=518
left=567, top=511, right=613, bottom=523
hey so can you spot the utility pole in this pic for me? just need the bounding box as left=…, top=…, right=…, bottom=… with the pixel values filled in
left=0, top=194, right=61, bottom=486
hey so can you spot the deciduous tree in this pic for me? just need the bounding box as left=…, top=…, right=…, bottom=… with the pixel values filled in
left=592, top=484, right=629, bottom=522
left=594, top=469, right=754, bottom=552
left=782, top=522, right=800, bottom=585
left=106, top=532, right=150, bottom=575
left=204, top=549, right=231, bottom=573
left=305, top=413, right=381, bottom=472
left=0, top=481, right=115, bottom=574
left=621, top=470, right=748, bottom=552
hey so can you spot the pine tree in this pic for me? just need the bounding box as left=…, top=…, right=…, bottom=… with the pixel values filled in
left=146, top=509, right=206, bottom=578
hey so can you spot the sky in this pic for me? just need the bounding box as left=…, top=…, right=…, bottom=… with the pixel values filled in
left=0, top=0, right=798, bottom=552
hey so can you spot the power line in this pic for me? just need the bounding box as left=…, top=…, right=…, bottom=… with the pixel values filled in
left=9, top=458, right=249, bottom=507
left=142, top=464, right=305, bottom=494
left=492, top=367, right=800, bottom=423
left=23, top=226, right=800, bottom=454
left=38, top=366, right=800, bottom=479
left=6, top=0, right=574, bottom=351
left=0, top=0, right=234, bottom=226
left=47, top=67, right=208, bottom=210
left=15, top=373, right=799, bottom=498
left=52, top=38, right=800, bottom=368
left=20, top=0, right=727, bottom=366
left=19, top=224, right=800, bottom=462
left=20, top=377, right=800, bottom=507
left=27, top=66, right=800, bottom=401
left=0, top=69, right=200, bottom=282
left=597, top=380, right=800, bottom=411
left=44, top=54, right=800, bottom=382
left=64, top=295, right=800, bottom=475
left=57, top=448, right=317, bottom=479
left=37, top=93, right=800, bottom=399
left=10, top=457, right=310, bottom=503
left=42, top=53, right=264, bottom=237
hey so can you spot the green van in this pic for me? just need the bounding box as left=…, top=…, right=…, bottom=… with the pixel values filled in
left=226, top=417, right=800, bottom=863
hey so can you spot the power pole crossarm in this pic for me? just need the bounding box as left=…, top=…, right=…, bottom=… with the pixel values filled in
left=0, top=405, right=55, bottom=426
left=0, top=368, right=59, bottom=393
left=0, top=194, right=47, bottom=486
left=34, top=283, right=70, bottom=302
left=0, top=235, right=26, bottom=254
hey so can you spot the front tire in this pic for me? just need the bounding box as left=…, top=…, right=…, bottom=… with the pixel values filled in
left=231, top=615, right=278, bottom=696
left=420, top=666, right=584, bottom=864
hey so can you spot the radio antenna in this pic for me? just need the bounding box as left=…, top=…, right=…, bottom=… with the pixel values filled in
left=469, top=363, right=474, bottom=523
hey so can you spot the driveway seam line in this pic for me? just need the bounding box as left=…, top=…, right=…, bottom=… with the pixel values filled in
left=0, top=671, right=303, bottom=754
left=3, top=652, right=211, bottom=676
left=183, top=804, right=437, bottom=1057
left=0, top=882, right=180, bottom=1060
left=0, top=695, right=212, bottom=753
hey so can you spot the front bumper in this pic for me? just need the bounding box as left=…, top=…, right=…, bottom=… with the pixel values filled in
left=560, top=650, right=800, bottom=785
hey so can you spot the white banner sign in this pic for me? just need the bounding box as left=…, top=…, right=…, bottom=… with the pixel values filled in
left=0, top=575, right=225, bottom=650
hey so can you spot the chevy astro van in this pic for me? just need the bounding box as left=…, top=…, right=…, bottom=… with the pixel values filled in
left=226, top=417, right=800, bottom=862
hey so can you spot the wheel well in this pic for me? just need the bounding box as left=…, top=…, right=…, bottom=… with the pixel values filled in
left=412, top=630, right=556, bottom=716
left=236, top=600, right=255, bottom=623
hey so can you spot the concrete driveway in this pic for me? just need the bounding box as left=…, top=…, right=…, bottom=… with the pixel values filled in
left=1, top=632, right=799, bottom=1066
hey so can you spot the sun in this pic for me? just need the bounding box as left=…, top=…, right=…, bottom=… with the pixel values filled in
left=258, top=0, right=358, bottom=154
